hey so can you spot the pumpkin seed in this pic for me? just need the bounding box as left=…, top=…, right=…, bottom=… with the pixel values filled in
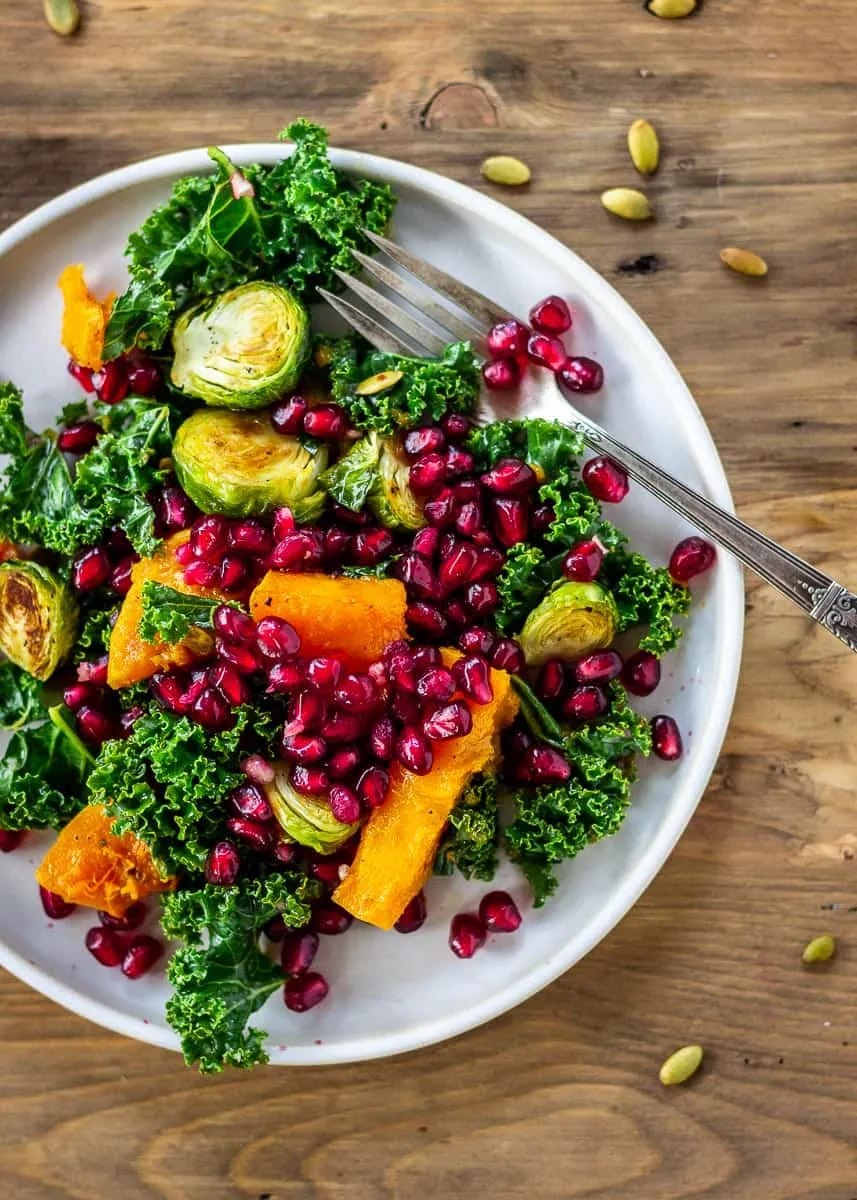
left=802, top=934, right=836, bottom=964
left=601, top=188, right=652, bottom=221
left=354, top=369, right=404, bottom=396
left=646, top=0, right=697, bottom=17
left=628, top=120, right=660, bottom=176
left=719, top=247, right=768, bottom=277
left=659, top=1044, right=703, bottom=1086
left=480, top=156, right=532, bottom=187
left=44, top=0, right=80, bottom=35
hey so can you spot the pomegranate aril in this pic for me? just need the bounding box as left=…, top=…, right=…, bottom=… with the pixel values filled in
left=466, top=580, right=499, bottom=618
left=212, top=605, right=256, bottom=645
left=121, top=935, right=163, bottom=979
left=72, top=546, right=112, bottom=592
left=174, top=540, right=194, bottom=566
left=39, top=886, right=76, bottom=919
left=669, top=536, right=716, bottom=584
left=370, top=715, right=396, bottom=761
left=529, top=294, right=572, bottom=335
left=190, top=514, right=229, bottom=562
left=357, top=765, right=390, bottom=808
left=394, top=890, right=427, bottom=933
left=525, top=744, right=573, bottom=783
left=559, top=355, right=604, bottom=394
left=453, top=655, right=495, bottom=704
left=424, top=488, right=457, bottom=528
left=329, top=784, right=361, bottom=824
left=441, top=412, right=471, bottom=441
left=332, top=502, right=371, bottom=528
left=486, top=318, right=529, bottom=358
left=281, top=732, right=327, bottom=764
left=454, top=500, right=483, bottom=537
left=312, top=906, right=353, bottom=935
left=563, top=685, right=608, bottom=721
left=229, top=782, right=274, bottom=823
left=310, top=859, right=342, bottom=886
left=439, top=542, right=479, bottom=593
left=482, top=458, right=537, bottom=497
left=94, top=358, right=129, bottom=405
left=215, top=639, right=261, bottom=674
left=575, top=650, right=623, bottom=684
left=623, top=650, right=661, bottom=696
left=322, top=711, right=365, bottom=743
left=324, top=525, right=352, bottom=562
left=449, top=912, right=486, bottom=959
left=458, top=627, right=496, bottom=656
left=478, top=890, right=522, bottom=933
left=264, top=661, right=303, bottom=693
left=582, top=457, right=629, bottom=503
left=63, top=681, right=100, bottom=711
left=423, top=700, right=472, bottom=741
left=491, top=639, right=525, bottom=674
left=445, top=446, right=475, bottom=478
left=256, top=615, right=301, bottom=660
left=307, top=656, right=341, bottom=693
left=58, top=420, right=100, bottom=454
left=303, top=403, right=347, bottom=440
left=150, top=672, right=188, bottom=714
left=387, top=651, right=417, bottom=694
left=209, top=661, right=250, bottom=707
left=226, top=817, right=276, bottom=852
left=482, top=357, right=520, bottom=391
left=281, top=930, right=319, bottom=976
left=270, top=530, right=324, bottom=571
left=110, top=556, right=135, bottom=595
left=120, top=705, right=144, bottom=737
left=284, top=971, right=329, bottom=1011
left=411, top=645, right=442, bottom=671
left=191, top=687, right=235, bottom=731
left=241, top=754, right=275, bottom=786
left=412, top=526, right=440, bottom=557
left=394, top=553, right=437, bottom=598
left=156, top=483, right=197, bottom=530
left=86, top=927, right=126, bottom=967
left=334, top=674, right=378, bottom=712
left=526, top=332, right=567, bottom=372
left=563, top=538, right=605, bottom=582
left=404, top=426, right=445, bottom=457
left=264, top=914, right=287, bottom=941
left=651, top=714, right=683, bottom=761
left=328, top=745, right=362, bottom=779
left=415, top=667, right=456, bottom=703
left=396, top=725, right=434, bottom=775
left=536, top=659, right=566, bottom=700
left=390, top=690, right=419, bottom=724
left=406, top=602, right=448, bottom=638
left=272, top=840, right=298, bottom=866
left=126, top=358, right=161, bottom=397
left=270, top=393, right=308, bottom=435
left=77, top=705, right=122, bottom=746
left=77, top=655, right=109, bottom=685
left=99, top=902, right=147, bottom=931
left=445, top=599, right=470, bottom=628
left=471, top=546, right=505, bottom=581
left=67, top=358, right=95, bottom=392
left=492, top=497, right=529, bottom=547
left=351, top=527, right=394, bottom=566
left=273, top=506, right=296, bottom=539
left=531, top=504, right=555, bottom=534
left=291, top=765, right=330, bottom=796
left=228, top=519, right=273, bottom=556
left=454, top=478, right=481, bottom=502
left=0, top=829, right=23, bottom=853
left=409, top=452, right=448, bottom=495
left=183, top=560, right=219, bottom=588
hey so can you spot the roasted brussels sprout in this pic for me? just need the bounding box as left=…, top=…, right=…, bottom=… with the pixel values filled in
left=519, top=581, right=618, bottom=666
left=0, top=561, right=79, bottom=680
left=173, top=408, right=328, bottom=519
left=264, top=764, right=360, bottom=854
left=321, top=433, right=424, bottom=530
left=170, top=281, right=310, bottom=409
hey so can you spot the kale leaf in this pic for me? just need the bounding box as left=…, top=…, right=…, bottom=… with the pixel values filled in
left=138, top=581, right=239, bottom=645
left=0, top=704, right=94, bottom=831
left=0, top=662, right=44, bottom=730
left=434, top=774, right=500, bottom=881
left=73, top=603, right=118, bottom=664
left=602, top=549, right=690, bottom=655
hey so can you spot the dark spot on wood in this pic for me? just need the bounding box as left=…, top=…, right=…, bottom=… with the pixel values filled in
left=791, top=419, right=804, bottom=427
left=617, top=253, right=663, bottom=277
left=778, top=1057, right=784, bottom=1064
left=743, top=1056, right=750, bottom=1065
left=419, top=83, right=498, bottom=130
left=379, top=121, right=388, bottom=130
left=479, top=50, right=531, bottom=84
left=418, top=1124, right=428, bottom=1132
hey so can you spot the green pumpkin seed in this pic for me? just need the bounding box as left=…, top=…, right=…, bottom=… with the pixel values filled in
left=480, top=156, right=532, bottom=187
left=44, top=0, right=81, bottom=35
left=802, top=934, right=836, bottom=964
left=628, top=120, right=660, bottom=176
left=354, top=370, right=404, bottom=396
left=646, top=0, right=697, bottom=17
left=659, top=1044, right=703, bottom=1086
left=601, top=188, right=652, bottom=221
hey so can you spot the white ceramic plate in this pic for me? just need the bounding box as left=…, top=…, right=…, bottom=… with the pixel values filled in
left=0, top=145, right=743, bottom=1066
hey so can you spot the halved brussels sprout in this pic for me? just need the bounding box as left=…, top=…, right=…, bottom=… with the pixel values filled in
left=173, top=408, right=328, bottom=518
left=0, top=561, right=79, bottom=680
left=170, top=281, right=310, bottom=409
left=264, top=764, right=360, bottom=854
left=519, top=581, right=618, bottom=666
left=321, top=433, right=424, bottom=530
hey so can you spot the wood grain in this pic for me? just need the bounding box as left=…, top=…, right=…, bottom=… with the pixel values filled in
left=2, top=1, right=857, bottom=1196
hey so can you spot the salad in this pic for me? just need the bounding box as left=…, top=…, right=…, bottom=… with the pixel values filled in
left=0, top=119, right=714, bottom=1072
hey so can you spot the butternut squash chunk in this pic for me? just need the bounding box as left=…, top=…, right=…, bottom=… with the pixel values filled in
left=58, top=264, right=115, bottom=371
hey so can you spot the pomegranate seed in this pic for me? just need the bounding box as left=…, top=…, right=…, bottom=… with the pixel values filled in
left=191, top=687, right=235, bottom=731
left=651, top=714, right=683, bottom=760
left=71, top=546, right=112, bottom=592
left=210, top=605, right=255, bottom=645
left=416, top=666, right=456, bottom=703
left=270, top=394, right=308, bottom=435
left=478, top=890, right=522, bottom=932
left=109, top=556, right=134, bottom=596
left=0, top=830, right=23, bottom=852
left=310, top=859, right=342, bottom=886
left=525, top=744, right=573, bottom=783
left=559, top=355, right=604, bottom=394
left=486, top=318, right=529, bottom=358
left=406, top=602, right=448, bottom=638
left=471, top=546, right=505, bottom=581
left=285, top=689, right=327, bottom=734
left=329, top=784, right=361, bottom=824
left=482, top=357, right=520, bottom=391
left=445, top=446, right=475, bottom=478
left=409, top=453, right=448, bottom=495
left=492, top=497, right=529, bottom=547
left=281, top=931, right=319, bottom=976
left=404, top=427, right=445, bottom=457
left=536, top=660, right=566, bottom=700
left=531, top=504, right=555, bottom=534
left=459, top=628, right=496, bottom=656
left=39, top=886, right=76, bottom=919
left=449, top=912, right=486, bottom=958
left=119, top=705, right=145, bottom=736
left=303, top=403, right=347, bottom=440
left=63, top=681, right=100, bottom=711
left=394, top=891, right=427, bottom=933
left=270, top=530, right=324, bottom=571
left=307, top=657, right=342, bottom=693
left=370, top=715, right=396, bottom=761
left=256, top=615, right=301, bottom=660
left=396, top=726, right=434, bottom=775
left=67, top=359, right=95, bottom=392
left=226, top=817, right=276, bottom=852
left=183, top=560, right=219, bottom=588
left=321, top=711, right=365, bottom=743
left=229, top=782, right=274, bottom=823
left=174, top=541, right=194, bottom=566
left=180, top=673, right=207, bottom=710
left=273, top=506, right=296, bottom=539
left=563, top=538, right=605, bottom=581
left=99, top=902, right=147, bottom=931
left=423, top=700, right=472, bottom=741
left=387, top=651, right=417, bottom=694
left=215, top=639, right=261, bottom=674
left=334, top=674, right=378, bottom=712
left=424, top=488, right=457, bottom=527
left=357, top=765, right=390, bottom=808
left=412, top=527, right=439, bottom=557
left=563, top=685, right=608, bottom=721
left=76, top=705, right=122, bottom=746
left=190, top=514, right=229, bottom=562
left=328, top=745, right=362, bottom=779
left=323, top=526, right=352, bottom=563
left=94, top=359, right=129, bottom=405
left=121, top=935, right=163, bottom=979
left=582, top=457, right=629, bottom=503
left=491, top=639, right=525, bottom=674
left=266, top=662, right=306, bottom=695
left=291, top=765, right=330, bottom=796
left=272, top=841, right=298, bottom=866
left=441, top=412, right=471, bottom=441
left=669, top=536, right=716, bottom=583
left=240, top=754, right=275, bottom=786
left=506, top=726, right=533, bottom=757
left=453, top=501, right=482, bottom=537
left=332, top=503, right=371, bottom=528
left=575, top=650, right=623, bottom=684
left=77, top=656, right=109, bottom=685
left=209, top=661, right=250, bottom=707
left=445, top=599, right=469, bottom=627
left=394, top=552, right=438, bottom=598
left=439, top=542, right=479, bottom=593
left=149, top=672, right=188, bottom=713
left=284, top=971, right=329, bottom=1011
left=156, top=483, right=197, bottom=530
left=281, top=732, right=327, bottom=764
left=126, top=358, right=161, bottom=396
left=264, top=914, right=288, bottom=941
left=623, top=650, right=661, bottom=696
left=58, top=420, right=100, bottom=454
left=529, top=294, right=572, bottom=335
left=228, top=519, right=273, bottom=556
left=368, top=660, right=388, bottom=689
left=482, top=458, right=537, bottom=496
left=351, top=527, right=394, bottom=566
left=312, top=905, right=353, bottom=935
left=466, top=580, right=499, bottom=618
left=85, top=927, right=126, bottom=967
left=453, top=655, right=495, bottom=704
left=526, top=332, right=567, bottom=371
left=411, top=645, right=442, bottom=671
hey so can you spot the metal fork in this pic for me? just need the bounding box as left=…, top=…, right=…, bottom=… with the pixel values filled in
left=319, top=229, right=857, bottom=655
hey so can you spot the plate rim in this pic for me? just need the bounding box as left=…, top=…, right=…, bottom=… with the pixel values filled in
left=0, top=142, right=744, bottom=1066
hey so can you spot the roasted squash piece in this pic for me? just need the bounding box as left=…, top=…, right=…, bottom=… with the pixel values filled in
left=333, top=651, right=519, bottom=929
left=106, top=532, right=226, bottom=690
left=35, top=803, right=175, bottom=917
left=58, top=264, right=115, bottom=371
left=249, top=572, right=407, bottom=669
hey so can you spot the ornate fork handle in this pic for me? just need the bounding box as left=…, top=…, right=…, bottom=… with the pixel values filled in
left=569, top=413, right=857, bottom=654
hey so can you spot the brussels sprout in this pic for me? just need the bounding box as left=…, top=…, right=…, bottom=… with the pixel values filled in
left=0, top=561, right=79, bottom=680
left=519, top=581, right=618, bottom=667
left=173, top=408, right=328, bottom=518
left=264, top=764, right=360, bottom=854
left=170, top=281, right=310, bottom=409
left=322, top=433, right=424, bottom=530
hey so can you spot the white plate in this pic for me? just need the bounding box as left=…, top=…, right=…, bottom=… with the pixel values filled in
left=0, top=145, right=743, bottom=1066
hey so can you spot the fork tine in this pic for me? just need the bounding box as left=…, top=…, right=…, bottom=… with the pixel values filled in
left=350, top=248, right=485, bottom=343
left=317, top=288, right=417, bottom=357
left=332, top=269, right=448, bottom=358
left=362, top=229, right=516, bottom=330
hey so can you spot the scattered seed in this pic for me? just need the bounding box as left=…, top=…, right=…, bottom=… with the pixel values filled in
left=354, top=369, right=404, bottom=396
left=628, top=119, right=660, bottom=176
left=601, top=188, right=652, bottom=221
left=646, top=0, right=697, bottom=17
left=802, top=934, right=836, bottom=964
left=659, top=1044, right=703, bottom=1086
left=480, top=156, right=532, bottom=187
left=719, top=247, right=768, bottom=277
left=44, top=0, right=80, bottom=35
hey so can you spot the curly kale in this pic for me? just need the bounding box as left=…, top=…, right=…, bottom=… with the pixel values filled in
left=602, top=549, right=691, bottom=655
left=162, top=873, right=321, bottom=1073
left=435, top=774, right=500, bottom=881
left=138, top=581, right=240, bottom=645
left=0, top=662, right=44, bottom=731
left=73, top=603, right=118, bottom=664
left=0, top=704, right=94, bottom=831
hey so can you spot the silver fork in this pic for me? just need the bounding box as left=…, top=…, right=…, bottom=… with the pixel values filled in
left=319, top=229, right=857, bottom=655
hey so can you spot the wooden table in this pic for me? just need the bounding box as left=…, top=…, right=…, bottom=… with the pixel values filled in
left=2, top=2, right=857, bottom=1196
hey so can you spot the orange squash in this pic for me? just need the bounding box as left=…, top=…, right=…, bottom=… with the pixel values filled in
left=58, top=264, right=115, bottom=371
left=333, top=651, right=519, bottom=929
left=249, top=572, right=407, bottom=669
left=35, top=804, right=175, bottom=917
left=106, top=531, right=227, bottom=690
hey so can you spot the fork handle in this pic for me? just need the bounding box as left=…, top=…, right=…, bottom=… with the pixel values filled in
left=569, top=415, right=857, bottom=654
